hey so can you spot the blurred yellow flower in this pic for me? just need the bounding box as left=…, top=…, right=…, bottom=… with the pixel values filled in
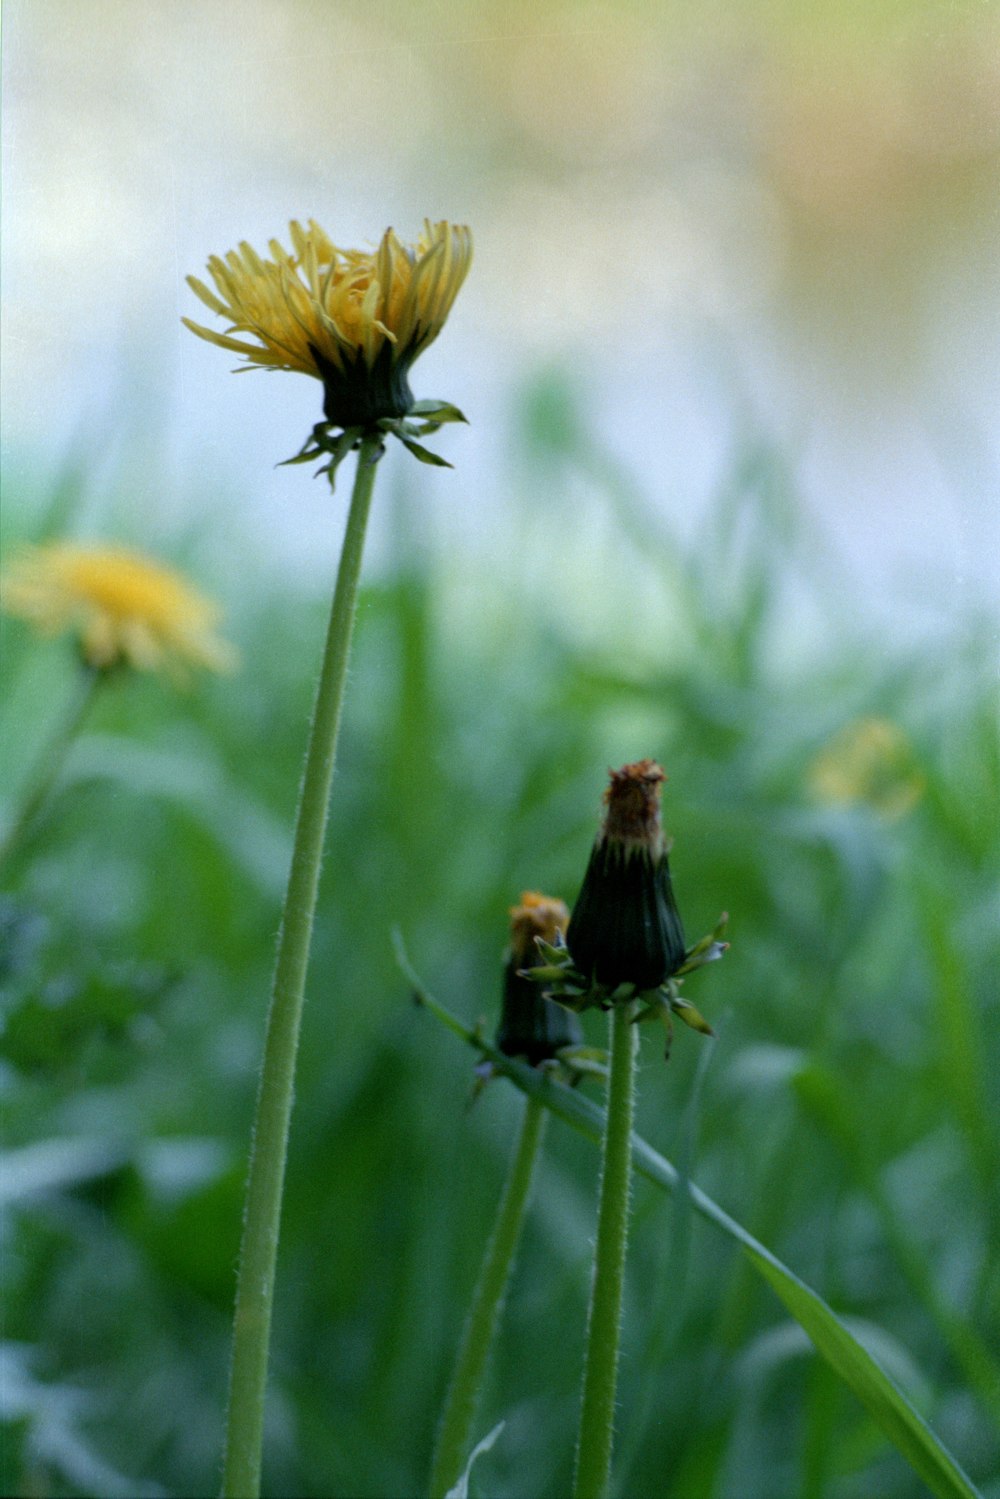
left=808, top=716, right=925, bottom=820
left=1, top=543, right=237, bottom=679
left=508, top=890, right=570, bottom=966
left=184, top=219, right=473, bottom=430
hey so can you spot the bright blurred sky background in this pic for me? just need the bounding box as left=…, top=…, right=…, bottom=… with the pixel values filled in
left=2, top=0, right=998, bottom=643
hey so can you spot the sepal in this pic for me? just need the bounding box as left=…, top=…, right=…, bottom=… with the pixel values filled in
left=279, top=400, right=467, bottom=489
left=669, top=994, right=715, bottom=1035
left=397, top=435, right=454, bottom=468
left=276, top=429, right=329, bottom=467
left=534, top=936, right=569, bottom=965
left=554, top=1045, right=609, bottom=1081
left=278, top=422, right=366, bottom=491
left=409, top=399, right=468, bottom=426
left=631, top=979, right=718, bottom=1061
left=675, top=913, right=729, bottom=975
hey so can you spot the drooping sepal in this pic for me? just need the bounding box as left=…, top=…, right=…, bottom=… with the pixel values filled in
left=382, top=425, right=454, bottom=468
left=278, top=397, right=468, bottom=490
left=632, top=980, right=715, bottom=1061
left=408, top=399, right=469, bottom=426
left=670, top=993, right=714, bottom=1035
left=278, top=422, right=367, bottom=491
left=380, top=400, right=468, bottom=467
left=276, top=423, right=335, bottom=467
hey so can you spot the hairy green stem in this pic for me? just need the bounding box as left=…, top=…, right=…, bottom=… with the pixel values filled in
left=573, top=1002, right=637, bottom=1499
left=429, top=1095, right=548, bottom=1499
left=221, top=437, right=380, bottom=1499
left=0, top=664, right=102, bottom=873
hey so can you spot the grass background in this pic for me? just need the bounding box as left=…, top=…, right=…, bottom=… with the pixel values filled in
left=1, top=374, right=997, bottom=1497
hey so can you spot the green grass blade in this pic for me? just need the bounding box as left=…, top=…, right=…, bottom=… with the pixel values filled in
left=399, top=951, right=983, bottom=1499
left=741, top=1250, right=981, bottom=1499
left=793, top=1063, right=1000, bottom=1429
left=444, top=1421, right=505, bottom=1499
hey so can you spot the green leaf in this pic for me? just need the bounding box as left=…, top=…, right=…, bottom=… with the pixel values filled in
left=0, top=1137, right=130, bottom=1204
left=397, top=947, right=983, bottom=1499
left=0, top=900, right=174, bottom=1075
left=744, top=1250, right=981, bottom=1499
left=443, top=1421, right=504, bottom=1499
left=0, top=1343, right=163, bottom=1497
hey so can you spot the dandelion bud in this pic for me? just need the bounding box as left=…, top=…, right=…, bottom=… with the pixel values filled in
left=566, top=760, right=687, bottom=993
left=496, top=893, right=583, bottom=1064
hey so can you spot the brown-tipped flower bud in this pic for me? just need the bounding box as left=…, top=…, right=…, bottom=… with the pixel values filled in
left=496, top=892, right=583, bottom=1063
left=566, top=760, right=687, bottom=993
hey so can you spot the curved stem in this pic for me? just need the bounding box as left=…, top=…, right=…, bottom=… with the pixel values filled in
left=221, top=436, right=380, bottom=1499
left=573, top=1002, right=637, bottom=1499
left=0, top=664, right=103, bottom=873
left=429, top=1095, right=548, bottom=1499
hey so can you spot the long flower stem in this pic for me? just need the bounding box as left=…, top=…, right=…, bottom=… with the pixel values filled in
left=429, top=1095, right=548, bottom=1499
left=221, top=436, right=380, bottom=1499
left=0, top=664, right=103, bottom=873
left=573, top=1002, right=637, bottom=1499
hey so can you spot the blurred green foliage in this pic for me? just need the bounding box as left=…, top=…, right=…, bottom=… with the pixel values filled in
left=1, top=377, right=997, bottom=1498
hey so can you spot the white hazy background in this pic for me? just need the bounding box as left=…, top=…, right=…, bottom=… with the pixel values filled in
left=3, top=0, right=998, bottom=648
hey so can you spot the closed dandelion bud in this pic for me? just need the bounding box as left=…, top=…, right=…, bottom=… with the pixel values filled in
left=496, top=893, right=583, bottom=1064
left=567, top=759, right=687, bottom=993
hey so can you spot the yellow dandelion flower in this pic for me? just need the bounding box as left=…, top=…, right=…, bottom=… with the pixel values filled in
left=183, top=218, right=472, bottom=447
left=1, top=543, right=238, bottom=680
left=808, top=716, right=926, bottom=820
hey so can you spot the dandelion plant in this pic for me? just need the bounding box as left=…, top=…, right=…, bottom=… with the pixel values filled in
left=534, top=760, right=727, bottom=1497
left=0, top=542, right=235, bottom=866
left=184, top=218, right=472, bottom=1498
left=429, top=893, right=583, bottom=1499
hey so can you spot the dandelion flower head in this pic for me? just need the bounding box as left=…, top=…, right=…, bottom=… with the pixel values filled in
left=2, top=543, right=237, bottom=679
left=184, top=219, right=472, bottom=430
left=809, top=717, right=925, bottom=820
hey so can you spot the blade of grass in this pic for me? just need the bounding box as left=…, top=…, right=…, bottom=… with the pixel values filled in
left=793, top=1062, right=1000, bottom=1431
left=922, top=896, right=998, bottom=1212
left=397, top=944, right=983, bottom=1499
